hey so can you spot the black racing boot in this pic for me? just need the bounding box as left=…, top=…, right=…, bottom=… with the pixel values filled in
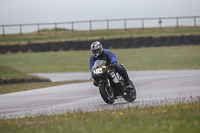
left=114, top=64, right=133, bottom=91
left=125, top=80, right=134, bottom=91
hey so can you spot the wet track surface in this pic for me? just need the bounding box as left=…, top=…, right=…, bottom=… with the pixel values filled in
left=0, top=70, right=200, bottom=119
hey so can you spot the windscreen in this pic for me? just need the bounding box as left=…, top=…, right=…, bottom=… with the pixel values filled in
left=92, top=60, right=107, bottom=71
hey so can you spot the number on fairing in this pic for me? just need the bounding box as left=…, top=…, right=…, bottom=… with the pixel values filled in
left=94, top=68, right=103, bottom=74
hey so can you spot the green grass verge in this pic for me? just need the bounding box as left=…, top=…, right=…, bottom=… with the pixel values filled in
left=0, top=65, right=33, bottom=79
left=0, top=27, right=200, bottom=45
left=0, top=65, right=49, bottom=80
left=0, top=101, right=199, bottom=133
left=0, top=45, right=200, bottom=73
left=0, top=80, right=90, bottom=95
left=0, top=65, right=29, bottom=78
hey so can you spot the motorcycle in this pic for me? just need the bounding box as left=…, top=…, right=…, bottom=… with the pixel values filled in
left=91, top=60, right=136, bottom=104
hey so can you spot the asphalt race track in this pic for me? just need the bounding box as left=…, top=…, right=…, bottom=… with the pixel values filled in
left=0, top=70, right=200, bottom=119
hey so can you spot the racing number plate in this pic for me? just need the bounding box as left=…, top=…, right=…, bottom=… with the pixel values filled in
left=94, top=68, right=103, bottom=74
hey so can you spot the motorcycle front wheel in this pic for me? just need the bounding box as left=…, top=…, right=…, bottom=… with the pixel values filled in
left=99, top=82, right=115, bottom=104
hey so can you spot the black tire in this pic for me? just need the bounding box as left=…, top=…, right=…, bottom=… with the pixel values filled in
left=99, top=82, right=115, bottom=104
left=124, top=81, right=136, bottom=102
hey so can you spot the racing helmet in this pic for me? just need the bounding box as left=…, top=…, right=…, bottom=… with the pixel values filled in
left=91, top=41, right=103, bottom=57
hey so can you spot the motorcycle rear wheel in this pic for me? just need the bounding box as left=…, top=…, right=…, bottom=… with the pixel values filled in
left=99, top=82, right=115, bottom=104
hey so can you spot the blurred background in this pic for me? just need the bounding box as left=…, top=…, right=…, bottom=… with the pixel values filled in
left=0, top=0, right=200, bottom=34
left=0, top=1, right=200, bottom=132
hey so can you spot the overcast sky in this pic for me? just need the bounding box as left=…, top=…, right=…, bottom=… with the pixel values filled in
left=0, top=0, right=200, bottom=25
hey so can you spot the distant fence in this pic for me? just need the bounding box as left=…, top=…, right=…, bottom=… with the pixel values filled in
left=0, top=16, right=200, bottom=36
left=0, top=35, right=200, bottom=54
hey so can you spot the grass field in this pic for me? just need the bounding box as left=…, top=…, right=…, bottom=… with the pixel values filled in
left=0, top=65, right=31, bottom=78
left=0, top=26, right=200, bottom=45
left=0, top=100, right=199, bottom=133
left=0, top=45, right=199, bottom=94
left=0, top=45, right=200, bottom=73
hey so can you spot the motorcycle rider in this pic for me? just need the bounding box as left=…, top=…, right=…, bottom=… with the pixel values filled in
left=89, top=41, right=133, bottom=89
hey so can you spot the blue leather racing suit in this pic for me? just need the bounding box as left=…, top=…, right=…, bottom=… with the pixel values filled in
left=89, top=49, right=117, bottom=72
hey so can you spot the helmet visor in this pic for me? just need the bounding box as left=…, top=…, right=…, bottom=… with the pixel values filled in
left=92, top=49, right=101, bottom=56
